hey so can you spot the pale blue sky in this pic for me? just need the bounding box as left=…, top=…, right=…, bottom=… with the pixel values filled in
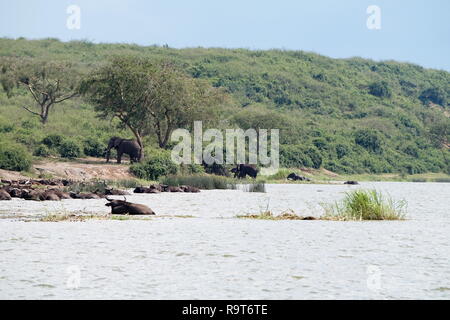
left=1, top=0, right=449, bottom=70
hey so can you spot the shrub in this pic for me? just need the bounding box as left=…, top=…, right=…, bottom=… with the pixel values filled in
left=0, top=118, right=14, bottom=133
left=58, top=139, right=83, bottom=158
left=130, top=151, right=178, bottom=180
left=419, top=87, right=447, bottom=106
left=180, top=163, right=205, bottom=175
left=83, top=138, right=106, bottom=157
left=42, top=134, right=64, bottom=148
left=280, top=145, right=314, bottom=168
left=33, top=144, right=51, bottom=157
left=369, top=81, right=392, bottom=98
left=322, top=189, right=406, bottom=221
left=304, top=146, right=322, bottom=169
left=0, top=143, right=32, bottom=171
left=355, top=129, right=383, bottom=153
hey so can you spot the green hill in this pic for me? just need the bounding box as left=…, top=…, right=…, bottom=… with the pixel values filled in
left=0, top=37, right=449, bottom=175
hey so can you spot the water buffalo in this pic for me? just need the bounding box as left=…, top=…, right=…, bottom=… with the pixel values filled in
left=105, top=197, right=155, bottom=215
left=180, top=185, right=200, bottom=193
left=0, top=189, right=12, bottom=201
left=287, top=173, right=311, bottom=181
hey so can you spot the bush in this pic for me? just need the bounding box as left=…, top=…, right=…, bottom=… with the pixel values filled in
left=304, top=146, right=322, bottom=169
left=33, top=144, right=51, bottom=157
left=369, top=81, right=392, bottom=98
left=280, top=145, right=314, bottom=168
left=355, top=129, right=383, bottom=153
left=419, top=87, right=447, bottom=106
left=83, top=138, right=106, bottom=157
left=180, top=163, right=205, bottom=175
left=130, top=151, right=178, bottom=180
left=42, top=134, right=64, bottom=148
left=58, top=139, right=83, bottom=158
left=0, top=143, right=32, bottom=171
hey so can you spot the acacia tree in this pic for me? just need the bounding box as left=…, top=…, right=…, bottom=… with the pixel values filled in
left=0, top=58, right=79, bottom=124
left=81, top=56, right=227, bottom=160
left=143, top=62, right=226, bottom=148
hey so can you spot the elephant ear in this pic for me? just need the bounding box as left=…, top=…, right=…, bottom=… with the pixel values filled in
left=113, top=138, right=122, bottom=148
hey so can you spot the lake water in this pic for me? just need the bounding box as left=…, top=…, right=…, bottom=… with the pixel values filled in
left=0, top=182, right=449, bottom=299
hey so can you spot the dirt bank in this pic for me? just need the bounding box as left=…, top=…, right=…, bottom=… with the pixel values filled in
left=0, top=158, right=136, bottom=181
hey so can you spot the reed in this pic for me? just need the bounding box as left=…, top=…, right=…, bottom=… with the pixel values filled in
left=322, top=189, right=406, bottom=221
left=161, top=174, right=237, bottom=190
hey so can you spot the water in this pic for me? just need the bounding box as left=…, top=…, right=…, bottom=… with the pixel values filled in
left=0, top=182, right=449, bottom=299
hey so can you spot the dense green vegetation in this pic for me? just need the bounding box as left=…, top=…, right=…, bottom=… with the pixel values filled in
left=0, top=37, right=449, bottom=175
left=322, top=189, right=407, bottom=221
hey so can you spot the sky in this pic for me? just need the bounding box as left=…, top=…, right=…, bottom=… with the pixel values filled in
left=1, top=0, right=449, bottom=70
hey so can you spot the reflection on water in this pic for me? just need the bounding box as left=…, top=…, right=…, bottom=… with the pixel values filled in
left=0, top=182, right=449, bottom=299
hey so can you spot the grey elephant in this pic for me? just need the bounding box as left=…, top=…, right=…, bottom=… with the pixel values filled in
left=105, top=137, right=142, bottom=164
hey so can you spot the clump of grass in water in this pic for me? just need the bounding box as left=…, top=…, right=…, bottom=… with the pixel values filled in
left=40, top=213, right=109, bottom=222
left=107, top=178, right=141, bottom=189
left=161, top=174, right=236, bottom=190
left=433, top=177, right=450, bottom=183
left=237, top=209, right=314, bottom=220
left=241, top=182, right=266, bottom=193
left=64, top=179, right=108, bottom=194
left=322, top=189, right=406, bottom=221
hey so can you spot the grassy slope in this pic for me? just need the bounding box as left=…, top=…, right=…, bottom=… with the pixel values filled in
left=0, top=37, right=449, bottom=176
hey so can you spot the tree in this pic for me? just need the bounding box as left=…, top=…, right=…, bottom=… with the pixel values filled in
left=142, top=62, right=227, bottom=148
left=0, top=57, right=79, bottom=124
left=81, top=56, right=227, bottom=159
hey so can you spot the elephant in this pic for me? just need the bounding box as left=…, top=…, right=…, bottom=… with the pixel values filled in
left=232, top=164, right=258, bottom=179
left=105, top=197, right=155, bottom=215
left=105, top=137, right=142, bottom=164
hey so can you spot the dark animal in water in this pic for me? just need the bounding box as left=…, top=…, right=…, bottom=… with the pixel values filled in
left=180, top=185, right=200, bottom=193
left=344, top=181, right=359, bottom=185
left=105, top=197, right=155, bottom=215
left=0, top=189, right=12, bottom=200
left=70, top=192, right=102, bottom=199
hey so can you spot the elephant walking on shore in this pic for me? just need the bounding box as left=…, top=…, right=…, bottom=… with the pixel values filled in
left=105, top=137, right=142, bottom=164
